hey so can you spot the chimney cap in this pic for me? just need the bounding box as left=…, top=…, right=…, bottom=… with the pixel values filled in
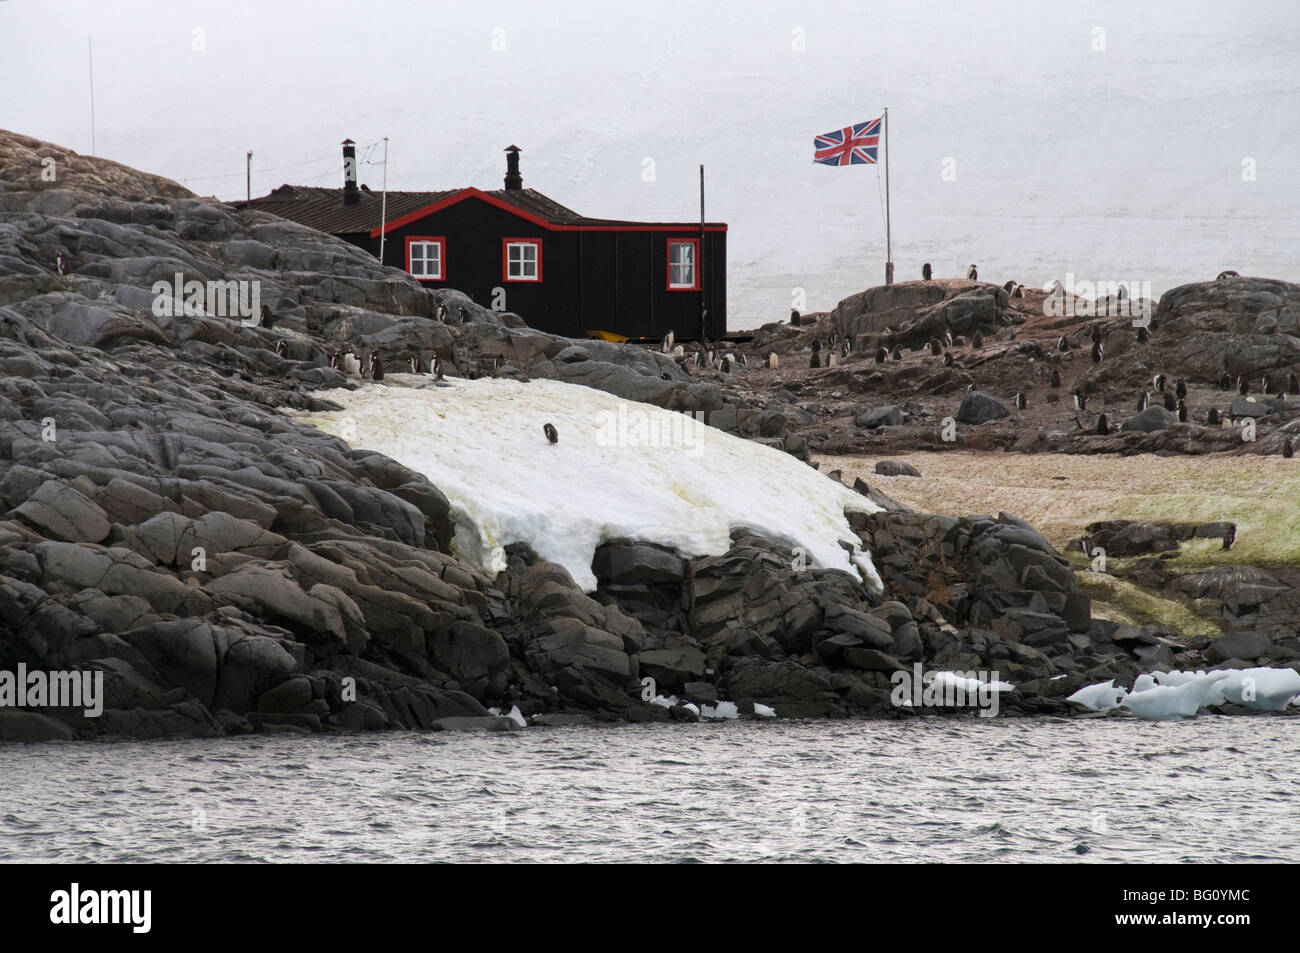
left=504, top=144, right=521, bottom=152
left=341, top=138, right=356, bottom=146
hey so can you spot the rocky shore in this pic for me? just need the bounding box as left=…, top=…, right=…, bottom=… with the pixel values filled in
left=0, top=129, right=1295, bottom=741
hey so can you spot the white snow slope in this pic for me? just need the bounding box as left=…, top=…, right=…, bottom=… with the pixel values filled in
left=295, top=376, right=883, bottom=592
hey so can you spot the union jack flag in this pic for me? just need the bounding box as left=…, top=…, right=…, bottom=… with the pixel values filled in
left=813, top=118, right=881, bottom=166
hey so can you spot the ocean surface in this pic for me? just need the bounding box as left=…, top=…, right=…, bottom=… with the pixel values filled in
left=2, top=716, right=1296, bottom=863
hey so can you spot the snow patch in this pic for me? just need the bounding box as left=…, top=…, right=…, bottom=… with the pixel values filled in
left=296, top=377, right=882, bottom=592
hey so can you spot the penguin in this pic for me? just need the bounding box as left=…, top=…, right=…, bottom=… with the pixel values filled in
left=433, top=357, right=446, bottom=382
left=811, top=338, right=822, bottom=353
left=922, top=262, right=933, bottom=281
left=790, top=308, right=801, bottom=325
left=810, top=352, right=821, bottom=369
left=876, top=346, right=888, bottom=364
left=1137, top=391, right=1149, bottom=412
left=1263, top=375, right=1275, bottom=395
left=661, top=330, right=675, bottom=354
left=1153, top=374, right=1166, bottom=393
left=259, top=304, right=276, bottom=329
left=1175, top=378, right=1188, bottom=399
left=1177, top=399, right=1188, bottom=423
left=1284, top=437, right=1295, bottom=459
left=1090, top=324, right=1103, bottom=345
left=1074, top=391, right=1087, bottom=411
left=738, top=352, right=748, bottom=367
left=436, top=303, right=448, bottom=323
left=891, top=344, right=904, bottom=361
left=1216, top=270, right=1239, bottom=280
left=330, top=352, right=343, bottom=372
left=1137, top=326, right=1150, bottom=343
left=943, top=352, right=954, bottom=367
left=971, top=330, right=983, bottom=349
left=1218, top=372, right=1232, bottom=391
left=942, top=330, right=953, bottom=348
left=342, top=352, right=361, bottom=377
left=56, top=252, right=67, bottom=276
left=1237, top=375, right=1249, bottom=396
left=409, top=354, right=422, bottom=374
left=966, top=383, right=976, bottom=394
left=1058, top=336, right=1071, bottom=353
left=1050, top=369, right=1061, bottom=389
left=720, top=354, right=733, bottom=373
left=1090, top=341, right=1103, bottom=364
left=825, top=351, right=838, bottom=367
left=673, top=344, right=685, bottom=359
left=543, top=423, right=558, bottom=445
left=929, top=339, right=942, bottom=356
left=1163, top=391, right=1177, bottom=412
left=459, top=306, right=470, bottom=324
left=767, top=352, right=779, bottom=369
left=1014, top=392, right=1028, bottom=410
left=841, top=338, right=852, bottom=357
left=1096, top=413, right=1110, bottom=436
left=1116, top=284, right=1127, bottom=300
left=369, top=352, right=385, bottom=381
left=1012, top=284, right=1024, bottom=298
left=1206, top=407, right=1221, bottom=426
left=1002, top=280, right=1017, bottom=295
left=967, top=264, right=978, bottom=280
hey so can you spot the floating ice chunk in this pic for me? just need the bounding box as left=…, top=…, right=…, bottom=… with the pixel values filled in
left=1214, top=667, right=1300, bottom=711
left=752, top=703, right=777, bottom=718
left=1067, top=679, right=1127, bottom=712
left=932, top=671, right=1015, bottom=694
left=1122, top=685, right=1196, bottom=720
left=1123, top=672, right=1230, bottom=720
left=680, top=701, right=701, bottom=717
left=294, top=378, right=883, bottom=593
left=650, top=694, right=678, bottom=709
left=505, top=704, right=527, bottom=727
left=700, top=701, right=739, bottom=719
left=1133, top=673, right=1158, bottom=693
left=1150, top=670, right=1207, bottom=687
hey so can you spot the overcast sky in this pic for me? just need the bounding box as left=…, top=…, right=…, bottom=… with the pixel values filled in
left=4, top=0, right=1296, bottom=325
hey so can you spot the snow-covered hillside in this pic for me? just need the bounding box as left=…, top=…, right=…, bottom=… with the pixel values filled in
left=296, top=377, right=883, bottom=592
left=5, top=0, right=1295, bottom=328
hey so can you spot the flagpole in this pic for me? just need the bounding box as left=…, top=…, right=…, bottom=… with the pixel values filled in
left=699, top=163, right=706, bottom=341
left=884, top=106, right=893, bottom=285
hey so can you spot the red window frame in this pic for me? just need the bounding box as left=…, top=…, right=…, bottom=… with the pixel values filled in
left=502, top=238, right=543, bottom=282
left=666, top=238, right=700, bottom=291
left=405, top=236, right=446, bottom=282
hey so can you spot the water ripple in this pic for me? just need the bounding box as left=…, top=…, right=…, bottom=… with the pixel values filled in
left=0, top=718, right=1296, bottom=862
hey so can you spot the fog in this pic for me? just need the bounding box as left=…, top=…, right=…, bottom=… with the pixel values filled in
left=4, top=0, right=1296, bottom=326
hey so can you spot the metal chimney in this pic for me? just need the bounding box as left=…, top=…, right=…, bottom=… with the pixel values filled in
left=342, top=138, right=360, bottom=205
left=504, top=145, right=522, bottom=191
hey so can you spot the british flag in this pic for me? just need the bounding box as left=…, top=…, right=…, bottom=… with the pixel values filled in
left=813, top=118, right=881, bottom=166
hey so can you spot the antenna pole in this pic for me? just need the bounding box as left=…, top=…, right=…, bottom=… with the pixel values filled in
left=88, top=37, right=96, bottom=155
left=379, top=137, right=389, bottom=264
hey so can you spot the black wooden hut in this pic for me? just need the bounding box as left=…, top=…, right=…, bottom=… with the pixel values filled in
left=238, top=141, right=727, bottom=340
